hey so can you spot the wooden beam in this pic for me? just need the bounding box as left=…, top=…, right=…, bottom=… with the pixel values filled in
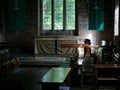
left=61, top=44, right=99, bottom=48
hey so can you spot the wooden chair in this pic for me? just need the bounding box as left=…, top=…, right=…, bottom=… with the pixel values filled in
left=81, top=57, right=95, bottom=88
left=0, top=49, right=10, bottom=77
left=102, top=47, right=113, bottom=63
left=0, top=49, right=18, bottom=77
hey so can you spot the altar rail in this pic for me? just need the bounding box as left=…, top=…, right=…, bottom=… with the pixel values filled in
left=34, top=37, right=82, bottom=55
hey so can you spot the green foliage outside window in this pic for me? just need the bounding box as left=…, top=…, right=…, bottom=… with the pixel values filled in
left=42, top=0, right=75, bottom=31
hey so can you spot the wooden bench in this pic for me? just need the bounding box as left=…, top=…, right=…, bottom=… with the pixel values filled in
left=94, top=64, right=120, bottom=90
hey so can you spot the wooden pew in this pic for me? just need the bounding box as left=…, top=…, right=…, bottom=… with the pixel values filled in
left=93, top=64, right=120, bottom=90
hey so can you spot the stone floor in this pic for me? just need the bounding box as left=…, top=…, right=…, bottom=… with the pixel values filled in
left=0, top=66, right=119, bottom=90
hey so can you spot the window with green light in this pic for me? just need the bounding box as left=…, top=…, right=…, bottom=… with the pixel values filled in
left=42, top=0, right=75, bottom=31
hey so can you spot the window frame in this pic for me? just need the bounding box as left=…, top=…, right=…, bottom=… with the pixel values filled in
left=39, top=0, right=77, bottom=36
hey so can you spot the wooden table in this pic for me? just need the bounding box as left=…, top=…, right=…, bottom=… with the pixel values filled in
left=38, top=67, right=71, bottom=90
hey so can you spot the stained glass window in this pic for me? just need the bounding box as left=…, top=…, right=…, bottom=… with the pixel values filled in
left=43, top=0, right=52, bottom=30
left=54, top=0, right=63, bottom=30
left=66, top=0, right=75, bottom=30
left=42, top=0, right=75, bottom=31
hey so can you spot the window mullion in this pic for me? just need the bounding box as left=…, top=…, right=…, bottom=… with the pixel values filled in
left=63, top=0, right=66, bottom=31
left=40, top=0, right=43, bottom=34
left=52, top=0, right=54, bottom=31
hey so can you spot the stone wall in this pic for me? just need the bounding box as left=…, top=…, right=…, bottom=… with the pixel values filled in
left=0, top=0, right=119, bottom=54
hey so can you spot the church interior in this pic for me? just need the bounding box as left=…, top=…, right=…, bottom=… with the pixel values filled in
left=0, top=0, right=120, bottom=90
